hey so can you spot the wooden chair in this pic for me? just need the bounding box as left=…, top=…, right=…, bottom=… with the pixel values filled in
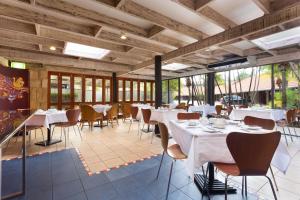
left=121, top=102, right=131, bottom=122
left=204, top=132, right=281, bottom=200
left=239, top=105, right=248, bottom=109
left=277, top=109, right=298, bottom=145
left=177, top=112, right=200, bottom=120
left=215, top=105, right=223, bottom=115
left=157, top=122, right=187, bottom=200
left=52, top=109, right=81, bottom=147
left=25, top=114, right=46, bottom=145
left=106, top=103, right=119, bottom=127
left=128, top=106, right=140, bottom=134
left=79, top=104, right=103, bottom=131
left=175, top=102, right=186, bottom=110
left=243, top=116, right=278, bottom=191
left=141, top=108, right=158, bottom=143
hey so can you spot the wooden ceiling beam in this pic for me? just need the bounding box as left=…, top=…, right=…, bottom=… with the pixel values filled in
left=0, top=47, right=133, bottom=72
left=118, top=0, right=204, bottom=40
left=0, top=17, right=36, bottom=34
left=125, top=4, right=300, bottom=73
left=0, top=38, right=39, bottom=51
left=0, top=2, right=96, bottom=36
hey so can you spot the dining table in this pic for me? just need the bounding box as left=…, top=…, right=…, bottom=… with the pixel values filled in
left=34, top=109, right=68, bottom=146
left=169, top=120, right=291, bottom=194
left=229, top=108, right=285, bottom=121
left=93, top=104, right=111, bottom=116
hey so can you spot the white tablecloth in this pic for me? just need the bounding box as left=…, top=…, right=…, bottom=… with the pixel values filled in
left=188, top=105, right=216, bottom=117
left=34, top=110, right=68, bottom=129
left=150, top=109, right=186, bottom=130
left=93, top=104, right=111, bottom=116
left=169, top=121, right=291, bottom=177
left=230, top=108, right=285, bottom=121
left=133, top=104, right=152, bottom=121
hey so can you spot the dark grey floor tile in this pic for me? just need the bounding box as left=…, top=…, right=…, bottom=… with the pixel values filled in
left=53, top=179, right=84, bottom=200
left=85, top=183, right=118, bottom=200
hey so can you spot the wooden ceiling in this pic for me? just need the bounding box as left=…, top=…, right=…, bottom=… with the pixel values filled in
left=0, top=0, right=299, bottom=79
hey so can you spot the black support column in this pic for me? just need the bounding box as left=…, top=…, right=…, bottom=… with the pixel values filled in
left=154, top=55, right=162, bottom=134
left=112, top=72, right=117, bottom=103
left=206, top=72, right=215, bottom=106
left=155, top=55, right=162, bottom=108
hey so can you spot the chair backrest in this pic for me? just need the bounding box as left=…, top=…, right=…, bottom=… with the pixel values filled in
left=131, top=106, right=139, bottom=119
left=158, top=122, right=169, bottom=151
left=239, top=105, right=248, bottom=109
left=80, top=104, right=96, bottom=121
left=215, top=105, right=222, bottom=115
left=26, top=114, right=46, bottom=127
left=121, top=102, right=131, bottom=118
left=66, top=109, right=81, bottom=124
left=175, top=103, right=186, bottom=109
left=244, top=116, right=275, bottom=130
left=177, top=112, right=200, bottom=120
left=286, top=109, right=295, bottom=123
left=108, top=103, right=119, bottom=118
left=227, top=106, right=233, bottom=115
left=141, top=109, right=151, bottom=124
left=226, top=131, right=281, bottom=176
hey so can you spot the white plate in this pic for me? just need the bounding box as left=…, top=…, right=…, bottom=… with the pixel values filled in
left=247, top=126, right=261, bottom=130
left=176, top=120, right=186, bottom=123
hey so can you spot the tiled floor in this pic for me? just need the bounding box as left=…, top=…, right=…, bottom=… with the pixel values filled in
left=3, top=121, right=163, bottom=174
left=2, top=121, right=300, bottom=200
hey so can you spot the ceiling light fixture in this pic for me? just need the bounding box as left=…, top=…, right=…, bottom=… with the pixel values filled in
left=162, top=63, right=190, bottom=71
left=120, top=32, right=127, bottom=40
left=49, top=46, right=56, bottom=51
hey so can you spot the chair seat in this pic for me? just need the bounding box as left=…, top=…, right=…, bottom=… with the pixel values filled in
left=55, top=122, right=75, bottom=127
left=26, top=125, right=43, bottom=131
left=214, top=162, right=240, bottom=176
left=167, top=144, right=187, bottom=160
left=149, top=120, right=158, bottom=125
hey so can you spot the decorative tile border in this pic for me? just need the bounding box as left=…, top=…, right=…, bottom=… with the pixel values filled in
left=2, top=147, right=161, bottom=177
left=75, top=148, right=161, bottom=176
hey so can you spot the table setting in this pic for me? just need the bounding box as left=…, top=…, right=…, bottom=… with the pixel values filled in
left=93, top=104, right=112, bottom=116
left=229, top=108, right=285, bottom=121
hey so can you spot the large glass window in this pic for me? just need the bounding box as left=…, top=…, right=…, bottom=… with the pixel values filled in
left=192, top=75, right=206, bottom=105
left=180, top=77, right=191, bottom=105
left=133, top=81, right=138, bottom=101
left=105, top=79, right=111, bottom=102
left=50, top=75, right=58, bottom=104
left=152, top=83, right=155, bottom=102
left=169, top=79, right=179, bottom=104
left=140, top=81, right=145, bottom=102
left=162, top=80, right=168, bottom=104
left=74, top=77, right=82, bottom=102
left=118, top=80, right=123, bottom=102
left=85, top=78, right=93, bottom=102
left=146, top=82, right=151, bottom=101
left=96, top=79, right=103, bottom=102
left=125, top=80, right=131, bottom=101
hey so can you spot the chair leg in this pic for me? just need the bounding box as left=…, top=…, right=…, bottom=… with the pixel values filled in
left=266, top=176, right=278, bottom=200
left=156, top=152, right=165, bottom=179
left=60, top=127, right=63, bottom=140
left=63, top=128, right=67, bottom=148
left=202, top=164, right=210, bottom=200
left=51, top=126, right=56, bottom=138
left=242, top=176, right=244, bottom=196
left=128, top=120, right=132, bottom=134
left=151, top=125, right=155, bottom=144
left=270, top=167, right=279, bottom=191
left=245, top=176, right=247, bottom=196
left=77, top=125, right=83, bottom=140
left=166, top=160, right=174, bottom=200
left=225, top=175, right=229, bottom=200
left=138, top=121, right=140, bottom=135
left=287, top=127, right=293, bottom=142
left=40, top=128, right=46, bottom=146
left=282, top=127, right=288, bottom=146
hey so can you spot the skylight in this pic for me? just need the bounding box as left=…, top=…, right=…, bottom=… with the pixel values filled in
left=64, top=42, right=110, bottom=60
left=162, top=63, right=190, bottom=71
left=251, top=27, right=300, bottom=50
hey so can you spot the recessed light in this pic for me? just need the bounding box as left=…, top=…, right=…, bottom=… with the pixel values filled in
left=49, top=46, right=56, bottom=51
left=120, top=32, right=127, bottom=40
left=162, top=63, right=190, bottom=71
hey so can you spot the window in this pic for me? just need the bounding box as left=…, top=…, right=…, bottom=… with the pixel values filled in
left=180, top=77, right=192, bottom=105
left=125, top=80, right=131, bottom=101
left=50, top=75, right=58, bottom=104
left=74, top=77, right=82, bottom=102
left=169, top=79, right=179, bottom=104
left=133, top=81, right=138, bottom=101
left=62, top=76, right=71, bottom=103
left=10, top=62, right=26, bottom=69
left=162, top=80, right=168, bottom=104
left=152, top=83, right=155, bottom=102
left=146, top=82, right=151, bottom=101
left=105, top=79, right=111, bottom=102
left=96, top=79, right=103, bottom=102
left=140, top=81, right=145, bottom=102
left=192, top=75, right=206, bottom=105
left=85, top=78, right=93, bottom=102
left=118, top=80, right=123, bottom=102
